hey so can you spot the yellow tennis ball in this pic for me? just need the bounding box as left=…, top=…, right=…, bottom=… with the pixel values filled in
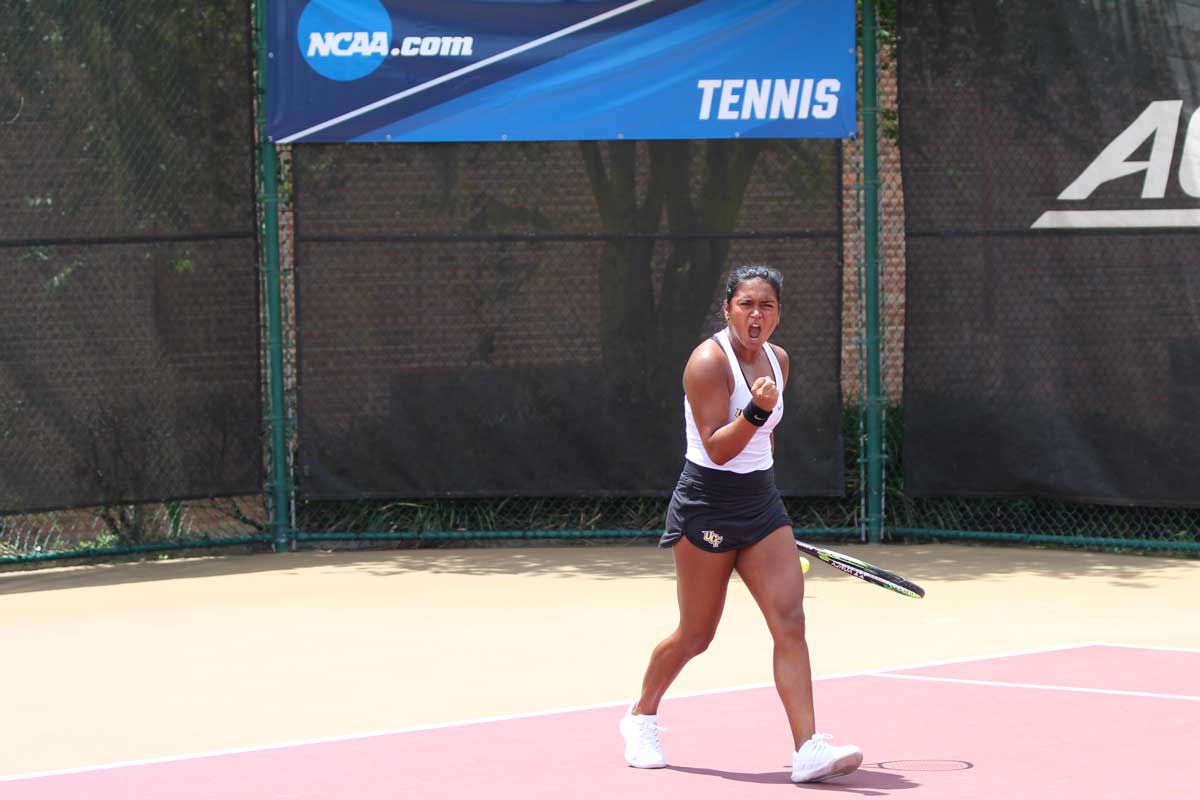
left=799, top=555, right=810, bottom=574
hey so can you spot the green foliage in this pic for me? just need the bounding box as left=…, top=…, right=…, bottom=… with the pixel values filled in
left=9, top=1, right=249, bottom=224
left=75, top=532, right=121, bottom=552
left=296, top=497, right=667, bottom=537
left=44, top=260, right=79, bottom=293
left=0, top=497, right=270, bottom=561
left=856, top=0, right=898, bottom=50
left=855, top=0, right=900, bottom=145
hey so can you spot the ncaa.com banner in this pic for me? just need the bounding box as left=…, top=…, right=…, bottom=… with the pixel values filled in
left=267, top=0, right=856, bottom=143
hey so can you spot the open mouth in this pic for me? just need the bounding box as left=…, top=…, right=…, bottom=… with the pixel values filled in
left=748, top=324, right=762, bottom=340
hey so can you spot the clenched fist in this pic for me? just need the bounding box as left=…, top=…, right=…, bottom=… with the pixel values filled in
left=750, top=376, right=778, bottom=411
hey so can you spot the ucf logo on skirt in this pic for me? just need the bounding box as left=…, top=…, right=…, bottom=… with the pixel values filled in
left=702, top=530, right=724, bottom=548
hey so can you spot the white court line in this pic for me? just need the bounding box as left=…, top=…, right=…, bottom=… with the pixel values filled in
left=277, top=0, right=658, bottom=142
left=0, top=641, right=1147, bottom=784
left=862, top=641, right=1104, bottom=675
left=1084, top=642, right=1200, bottom=655
left=1031, top=209, right=1200, bottom=229
left=873, top=672, right=1200, bottom=702
left=861, top=641, right=1200, bottom=676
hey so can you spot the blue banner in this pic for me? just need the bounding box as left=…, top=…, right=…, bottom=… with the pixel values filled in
left=267, top=0, right=856, bottom=143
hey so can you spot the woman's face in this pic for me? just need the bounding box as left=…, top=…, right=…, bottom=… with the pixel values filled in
left=724, top=278, right=781, bottom=350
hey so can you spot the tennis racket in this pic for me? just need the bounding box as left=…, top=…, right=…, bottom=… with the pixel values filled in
left=794, top=539, right=925, bottom=599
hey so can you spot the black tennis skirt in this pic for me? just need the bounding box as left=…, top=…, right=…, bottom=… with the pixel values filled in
left=660, top=460, right=792, bottom=553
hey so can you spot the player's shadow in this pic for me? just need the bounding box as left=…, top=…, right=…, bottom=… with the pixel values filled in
left=666, top=765, right=921, bottom=794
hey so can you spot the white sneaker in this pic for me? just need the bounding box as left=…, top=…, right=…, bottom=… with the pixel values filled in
left=619, top=706, right=667, bottom=768
left=791, top=733, right=863, bottom=783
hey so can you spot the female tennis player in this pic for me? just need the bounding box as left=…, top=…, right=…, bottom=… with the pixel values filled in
left=619, top=265, right=863, bottom=783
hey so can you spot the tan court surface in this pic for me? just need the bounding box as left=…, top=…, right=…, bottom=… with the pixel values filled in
left=1, top=542, right=1198, bottom=777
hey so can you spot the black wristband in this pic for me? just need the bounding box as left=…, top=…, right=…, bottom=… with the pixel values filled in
left=741, top=399, right=771, bottom=427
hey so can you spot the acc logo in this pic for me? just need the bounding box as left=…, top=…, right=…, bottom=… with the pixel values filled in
left=298, top=0, right=392, bottom=81
left=1032, top=100, right=1200, bottom=229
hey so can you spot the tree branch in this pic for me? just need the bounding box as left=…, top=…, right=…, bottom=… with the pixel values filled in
left=578, top=141, right=615, bottom=226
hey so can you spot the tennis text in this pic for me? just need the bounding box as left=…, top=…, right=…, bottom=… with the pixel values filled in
left=696, top=78, right=841, bottom=121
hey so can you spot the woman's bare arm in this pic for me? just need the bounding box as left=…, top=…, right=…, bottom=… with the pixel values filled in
left=684, top=340, right=778, bottom=465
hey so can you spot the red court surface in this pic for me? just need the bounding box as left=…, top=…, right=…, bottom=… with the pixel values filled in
left=2, top=644, right=1195, bottom=799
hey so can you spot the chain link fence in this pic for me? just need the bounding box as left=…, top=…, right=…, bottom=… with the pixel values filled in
left=285, top=137, right=861, bottom=546
left=883, top=1, right=1200, bottom=552
left=1, top=0, right=270, bottom=562
left=2, top=2, right=1196, bottom=564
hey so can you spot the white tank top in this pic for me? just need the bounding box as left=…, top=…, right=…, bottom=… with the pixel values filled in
left=683, top=329, right=784, bottom=473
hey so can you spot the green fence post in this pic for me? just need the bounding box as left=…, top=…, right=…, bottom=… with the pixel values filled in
left=254, top=1, right=292, bottom=551
left=862, top=0, right=884, bottom=543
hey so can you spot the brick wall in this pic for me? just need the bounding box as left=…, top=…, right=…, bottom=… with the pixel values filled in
left=842, top=47, right=906, bottom=405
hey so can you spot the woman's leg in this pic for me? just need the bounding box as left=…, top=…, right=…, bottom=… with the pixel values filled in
left=734, top=526, right=815, bottom=749
left=632, top=538, right=737, bottom=715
